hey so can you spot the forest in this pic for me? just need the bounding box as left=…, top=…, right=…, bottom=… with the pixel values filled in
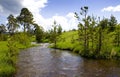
left=0, top=6, right=120, bottom=77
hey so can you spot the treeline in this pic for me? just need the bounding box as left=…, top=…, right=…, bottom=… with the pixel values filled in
left=0, top=8, right=63, bottom=43
left=0, top=8, right=42, bottom=43
left=74, top=6, right=120, bottom=59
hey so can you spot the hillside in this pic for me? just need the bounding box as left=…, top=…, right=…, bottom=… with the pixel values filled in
left=56, top=30, right=81, bottom=52
left=55, top=30, right=120, bottom=59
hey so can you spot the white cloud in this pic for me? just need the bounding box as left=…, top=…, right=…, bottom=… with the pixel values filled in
left=37, top=13, right=78, bottom=31
left=102, top=5, right=120, bottom=12
left=0, top=5, right=3, bottom=12
left=22, top=0, right=78, bottom=31
left=40, top=13, right=78, bottom=31
left=22, top=0, right=47, bottom=13
left=66, top=13, right=78, bottom=30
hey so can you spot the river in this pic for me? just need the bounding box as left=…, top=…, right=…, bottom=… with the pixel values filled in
left=15, top=43, right=120, bottom=77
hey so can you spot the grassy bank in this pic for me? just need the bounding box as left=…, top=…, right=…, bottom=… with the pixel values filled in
left=0, top=34, right=35, bottom=77
left=56, top=31, right=80, bottom=51
left=0, top=41, right=29, bottom=77
left=54, top=31, right=120, bottom=59
left=0, top=41, right=15, bottom=77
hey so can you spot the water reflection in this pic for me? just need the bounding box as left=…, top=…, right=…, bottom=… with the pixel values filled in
left=15, top=45, right=120, bottom=77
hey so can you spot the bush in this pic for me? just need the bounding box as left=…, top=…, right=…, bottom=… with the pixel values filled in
left=0, top=63, right=15, bottom=77
left=0, top=34, right=8, bottom=41
left=114, top=47, right=120, bottom=59
left=7, top=39, right=19, bottom=65
left=0, top=42, right=17, bottom=77
left=0, top=33, right=32, bottom=77
left=12, top=33, right=31, bottom=47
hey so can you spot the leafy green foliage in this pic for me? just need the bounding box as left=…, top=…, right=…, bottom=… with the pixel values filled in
left=0, top=7, right=35, bottom=77
left=34, top=24, right=44, bottom=43
left=7, top=14, right=19, bottom=35
left=0, top=33, right=31, bottom=76
left=108, top=15, right=117, bottom=32
left=7, top=38, right=19, bottom=65
left=55, top=6, right=120, bottom=59
left=57, top=24, right=62, bottom=35
left=50, top=21, right=62, bottom=48
left=0, top=24, right=6, bottom=34
left=17, top=8, right=34, bottom=33
left=0, top=24, right=8, bottom=41
left=114, top=24, right=120, bottom=46
left=0, top=63, right=15, bottom=77
left=12, top=33, right=31, bottom=48
left=0, top=34, right=8, bottom=41
left=0, top=41, right=16, bottom=77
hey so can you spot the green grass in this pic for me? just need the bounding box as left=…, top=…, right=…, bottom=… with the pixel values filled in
left=0, top=41, right=29, bottom=51
left=0, top=41, right=33, bottom=77
left=56, top=31, right=81, bottom=52
left=55, top=30, right=120, bottom=59
left=0, top=41, right=8, bottom=51
left=0, top=63, right=15, bottom=77
left=0, top=41, right=14, bottom=77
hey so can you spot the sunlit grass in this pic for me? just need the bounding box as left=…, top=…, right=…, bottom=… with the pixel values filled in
left=0, top=41, right=14, bottom=76
left=56, top=31, right=80, bottom=52
left=56, top=30, right=120, bottom=59
left=0, top=41, right=33, bottom=76
left=0, top=41, right=8, bottom=51
left=0, top=63, right=15, bottom=77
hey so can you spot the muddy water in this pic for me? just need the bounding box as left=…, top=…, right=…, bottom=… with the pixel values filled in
left=15, top=44, right=120, bottom=77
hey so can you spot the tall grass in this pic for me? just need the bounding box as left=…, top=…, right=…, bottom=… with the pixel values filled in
left=0, top=41, right=15, bottom=77
left=0, top=34, right=33, bottom=77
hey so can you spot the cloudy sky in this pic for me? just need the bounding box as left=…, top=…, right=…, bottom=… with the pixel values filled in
left=0, top=0, right=120, bottom=30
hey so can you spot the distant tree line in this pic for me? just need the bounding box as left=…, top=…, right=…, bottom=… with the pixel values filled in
left=0, top=8, right=63, bottom=44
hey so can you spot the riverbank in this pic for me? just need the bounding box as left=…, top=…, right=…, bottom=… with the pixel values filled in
left=52, top=31, right=120, bottom=60
left=0, top=41, right=36, bottom=77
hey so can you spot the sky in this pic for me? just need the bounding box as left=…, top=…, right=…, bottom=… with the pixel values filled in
left=0, top=0, right=120, bottom=31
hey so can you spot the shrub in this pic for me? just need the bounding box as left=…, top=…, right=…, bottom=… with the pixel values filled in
left=7, top=38, right=19, bottom=65
left=0, top=63, right=15, bottom=77
left=12, top=33, right=31, bottom=47
left=0, top=34, right=8, bottom=41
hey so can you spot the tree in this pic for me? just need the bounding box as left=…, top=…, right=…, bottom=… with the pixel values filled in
left=50, top=21, right=57, bottom=48
left=96, top=17, right=110, bottom=56
left=89, top=16, right=97, bottom=52
left=50, top=21, right=61, bottom=48
left=0, top=24, right=7, bottom=41
left=108, top=15, right=117, bottom=32
left=100, top=18, right=109, bottom=30
left=0, top=24, right=6, bottom=34
left=7, top=14, right=19, bottom=35
left=114, top=24, right=120, bottom=46
left=95, top=17, right=107, bottom=54
left=75, top=6, right=89, bottom=55
left=34, top=23, right=44, bottom=43
left=96, top=18, right=103, bottom=54
left=57, top=24, right=62, bottom=35
left=17, top=8, right=34, bottom=33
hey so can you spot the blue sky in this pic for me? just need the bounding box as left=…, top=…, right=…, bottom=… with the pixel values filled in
left=42, top=0, right=120, bottom=19
left=0, top=0, right=120, bottom=30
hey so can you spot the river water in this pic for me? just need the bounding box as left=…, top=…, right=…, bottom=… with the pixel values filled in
left=15, top=43, right=120, bottom=77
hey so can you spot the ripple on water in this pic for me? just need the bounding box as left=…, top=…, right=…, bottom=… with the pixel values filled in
left=15, top=45, right=120, bottom=77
